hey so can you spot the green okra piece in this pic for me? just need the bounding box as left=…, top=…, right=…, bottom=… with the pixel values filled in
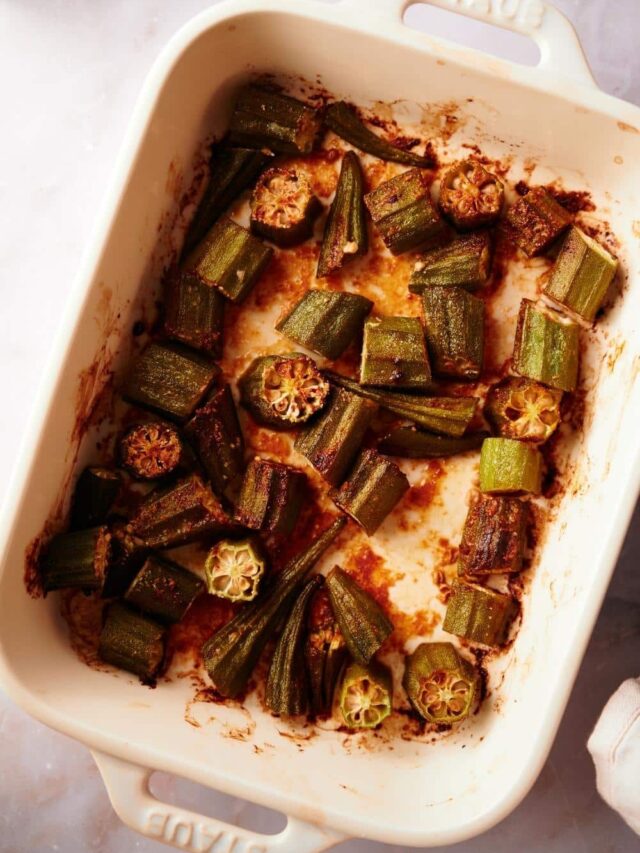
left=305, top=584, right=348, bottom=716
left=266, top=574, right=324, bottom=716
left=479, top=437, right=543, bottom=495
left=457, top=493, right=528, bottom=577
left=276, top=289, right=373, bottom=360
left=422, top=287, right=484, bottom=380
left=164, top=270, right=225, bottom=358
left=202, top=516, right=345, bottom=697
left=360, top=316, right=432, bottom=390
left=184, top=217, right=273, bottom=304
left=512, top=299, right=579, bottom=392
left=125, top=554, right=204, bottom=624
left=339, top=660, right=392, bottom=730
left=228, top=85, right=321, bottom=154
left=543, top=226, right=618, bottom=322
left=250, top=166, right=321, bottom=247
left=123, top=342, right=219, bottom=423
left=505, top=187, right=572, bottom=257
left=325, top=371, right=478, bottom=437
left=379, top=428, right=487, bottom=458
left=326, top=566, right=393, bottom=663
left=324, top=101, right=434, bottom=168
left=238, top=353, right=330, bottom=429
left=438, top=159, right=504, bottom=230
left=204, top=537, right=267, bottom=602
left=99, top=602, right=166, bottom=683
left=443, top=580, right=517, bottom=647
left=235, top=457, right=306, bottom=535
left=364, top=169, right=447, bottom=256
left=119, top=421, right=185, bottom=481
left=403, top=642, right=478, bottom=725
left=40, top=526, right=112, bottom=594
left=485, top=377, right=562, bottom=444
left=332, top=449, right=409, bottom=535
left=317, top=151, right=368, bottom=277
left=103, top=520, right=147, bottom=599
left=294, top=387, right=376, bottom=486
left=70, top=467, right=121, bottom=529
left=409, top=231, right=492, bottom=293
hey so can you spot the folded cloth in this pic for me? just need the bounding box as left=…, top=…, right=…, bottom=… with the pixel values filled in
left=588, top=677, right=640, bottom=836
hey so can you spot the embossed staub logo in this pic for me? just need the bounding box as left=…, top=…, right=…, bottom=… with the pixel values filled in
left=441, top=0, right=545, bottom=29
left=146, top=811, right=267, bottom=853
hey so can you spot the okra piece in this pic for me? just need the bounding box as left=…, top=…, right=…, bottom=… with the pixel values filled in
left=326, top=371, right=478, bottom=437
left=103, top=520, right=146, bottom=599
left=543, top=226, right=618, bottom=322
left=276, top=289, right=373, bottom=360
left=512, top=299, right=579, bottom=392
left=294, top=388, right=376, bottom=486
left=403, top=642, right=477, bottom=725
left=332, top=449, right=409, bottom=535
left=422, top=288, right=484, bottom=380
left=202, top=516, right=345, bottom=697
left=438, top=159, right=504, bottom=230
left=184, top=217, right=273, bottom=304
left=457, top=494, right=528, bottom=577
left=324, top=101, right=434, bottom=168
left=99, top=602, right=166, bottom=683
left=326, top=566, right=393, bottom=663
left=250, top=166, right=321, bottom=247
left=204, top=537, right=266, bottom=602
left=409, top=231, right=492, bottom=293
left=443, top=580, right=517, bottom=647
left=505, top=187, right=572, bottom=257
left=125, top=554, right=204, bottom=624
left=305, top=585, right=348, bottom=716
left=479, top=437, right=543, bottom=495
left=364, top=169, right=447, bottom=256
left=123, top=343, right=219, bottom=422
left=238, top=353, right=330, bottom=428
left=317, top=151, right=367, bottom=277
left=485, top=377, right=562, bottom=443
left=229, top=85, right=321, bottom=154
left=339, top=660, right=392, bottom=729
left=360, top=316, right=432, bottom=390
left=235, top=457, right=306, bottom=535
left=184, top=385, right=245, bottom=498
left=40, top=526, right=112, bottom=593
left=164, top=270, right=225, bottom=358
left=266, top=574, right=323, bottom=716
left=70, top=467, right=121, bottom=529
left=379, top=428, right=487, bottom=459
left=119, top=421, right=184, bottom=480
left=128, top=473, right=233, bottom=549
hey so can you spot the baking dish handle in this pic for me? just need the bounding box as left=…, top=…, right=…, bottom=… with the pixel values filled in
left=92, top=751, right=344, bottom=852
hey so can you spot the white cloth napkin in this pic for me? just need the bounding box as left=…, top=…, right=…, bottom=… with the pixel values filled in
left=588, top=678, right=640, bottom=835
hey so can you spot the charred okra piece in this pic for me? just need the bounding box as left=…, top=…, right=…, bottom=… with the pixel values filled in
left=99, top=602, right=166, bottom=683
left=317, top=151, right=367, bottom=277
left=379, top=428, right=487, bottom=458
left=364, top=169, right=447, bottom=255
left=403, top=642, right=477, bottom=724
left=332, top=449, right=409, bottom=535
left=239, top=353, right=329, bottom=428
left=485, top=377, right=562, bottom=443
left=543, top=227, right=618, bottom=322
left=276, top=289, right=373, bottom=360
left=422, top=288, right=484, bottom=380
left=512, top=299, right=579, bottom=392
left=202, top=517, right=345, bottom=697
left=266, top=574, right=323, bottom=716
left=409, top=231, right=492, bottom=293
left=229, top=85, right=321, bottom=154
left=479, top=437, right=543, bottom=495
left=119, top=422, right=184, bottom=480
left=235, top=457, right=306, bottom=535
left=458, top=493, right=528, bottom=577
left=326, top=566, right=393, bottom=663
left=443, top=580, right=517, bottom=647
left=360, top=316, right=431, bottom=390
left=505, top=187, right=572, bottom=257
left=40, top=526, right=112, bottom=593
left=103, top=521, right=146, bottom=599
left=123, top=343, right=219, bottom=422
left=324, top=101, right=434, bottom=168
left=185, top=217, right=273, bottom=304
left=204, top=537, right=266, bottom=602
left=125, top=554, right=203, bottom=623
left=250, top=166, right=321, bottom=247
left=164, top=270, right=225, bottom=358
left=70, top=467, right=121, bottom=529
left=295, top=388, right=376, bottom=486
left=339, top=660, right=392, bottom=729
left=439, top=160, right=504, bottom=230
left=306, top=585, right=348, bottom=716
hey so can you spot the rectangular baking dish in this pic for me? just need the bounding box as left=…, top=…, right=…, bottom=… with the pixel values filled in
left=2, top=1, right=640, bottom=849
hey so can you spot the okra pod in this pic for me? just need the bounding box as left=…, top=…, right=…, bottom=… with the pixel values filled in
left=125, top=554, right=204, bottom=624
left=438, top=160, right=504, bottom=230
left=332, top=449, right=409, bottom=535
left=479, top=437, right=543, bottom=495
left=164, top=270, right=225, bottom=358
left=202, top=516, right=345, bottom=697
left=422, top=288, right=484, bottom=380
left=379, top=427, right=487, bottom=458
left=99, top=602, right=166, bottom=683
left=317, top=151, right=367, bottom=277
left=409, top=231, right=492, bottom=293
left=505, top=187, right=572, bottom=257
left=119, top=421, right=184, bottom=480
left=305, top=585, right=348, bottom=716
left=326, top=566, right=393, bottom=663
left=40, top=526, right=112, bottom=593
left=204, top=537, right=267, bottom=602
left=485, top=377, right=562, bottom=443
left=512, top=299, right=579, bottom=392
left=360, top=316, right=432, bottom=390
left=103, top=520, right=146, bottom=598
left=339, top=660, right=392, bottom=729
left=403, top=642, right=477, bottom=725
left=457, top=493, right=528, bottom=577
left=276, top=289, right=373, bottom=360
left=229, top=85, right=321, bottom=155
left=250, top=166, right=321, bottom=247
left=70, top=467, right=121, bottom=529
left=235, top=457, right=306, bottom=535
left=443, top=580, right=517, bottom=647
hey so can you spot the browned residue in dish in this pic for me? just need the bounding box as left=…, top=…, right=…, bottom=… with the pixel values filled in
left=60, top=590, right=108, bottom=668
left=617, top=120, right=640, bottom=134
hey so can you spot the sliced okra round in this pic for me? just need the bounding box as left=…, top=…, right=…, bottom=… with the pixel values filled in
left=439, top=160, right=504, bottom=230
left=119, top=422, right=184, bottom=480
left=204, top=538, right=267, bottom=602
left=250, top=166, right=322, bottom=247
left=403, top=642, right=477, bottom=724
left=339, top=660, right=392, bottom=729
left=485, top=377, right=562, bottom=444
left=479, top=437, right=543, bottom=495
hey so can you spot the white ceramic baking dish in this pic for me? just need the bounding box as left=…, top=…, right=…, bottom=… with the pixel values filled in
left=2, top=1, right=640, bottom=849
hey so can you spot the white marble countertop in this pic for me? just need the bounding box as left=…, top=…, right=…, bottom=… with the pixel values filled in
left=1, top=1, right=639, bottom=851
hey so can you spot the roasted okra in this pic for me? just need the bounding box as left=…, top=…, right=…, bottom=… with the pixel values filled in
left=379, top=428, right=487, bottom=459
left=163, top=270, right=225, bottom=358
left=443, top=580, right=517, bottom=647
left=40, top=526, right=112, bottom=594
left=306, top=586, right=348, bottom=716
left=422, top=288, right=484, bottom=380
left=119, top=421, right=185, bottom=480
left=505, top=187, right=572, bottom=257
left=125, top=554, right=204, bottom=624
left=204, top=538, right=266, bottom=602
left=360, top=316, right=431, bottom=390
left=326, top=566, right=393, bottom=663
left=235, top=457, right=306, bottom=535
left=99, top=602, right=166, bottom=683
left=479, top=437, right=543, bottom=495
left=229, top=85, right=321, bottom=154
left=70, top=467, right=120, bottom=529
left=250, top=166, right=321, bottom=247
left=512, top=299, right=580, bottom=392
left=317, top=151, right=368, bottom=277
left=339, top=660, right=392, bottom=729
left=403, top=643, right=477, bottom=725
left=438, top=160, right=504, bottom=230
left=485, top=377, right=562, bottom=444
left=332, top=449, right=409, bottom=535
left=457, top=493, right=528, bottom=577
left=409, top=231, right=493, bottom=293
